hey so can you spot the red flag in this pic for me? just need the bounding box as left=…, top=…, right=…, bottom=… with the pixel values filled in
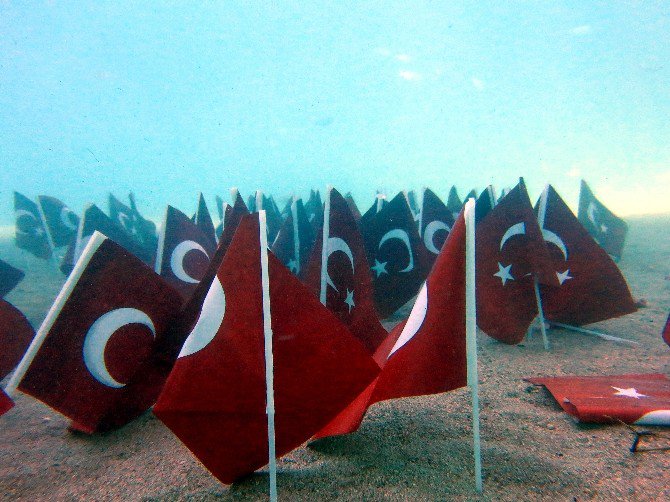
left=361, top=192, right=430, bottom=319
left=14, top=192, right=51, bottom=260
left=271, top=197, right=315, bottom=275
left=17, top=233, right=182, bottom=433
left=0, top=299, right=35, bottom=379
left=153, top=214, right=379, bottom=484
left=360, top=194, right=387, bottom=226
left=419, top=188, right=455, bottom=267
left=0, top=259, right=24, bottom=297
left=475, top=180, right=557, bottom=344
left=155, top=206, right=216, bottom=301
left=0, top=388, right=14, bottom=417
left=302, top=187, right=387, bottom=353
left=195, top=193, right=217, bottom=248
left=578, top=180, right=628, bottom=261
left=344, top=192, right=362, bottom=221
left=536, top=185, right=637, bottom=326
left=527, top=374, right=670, bottom=425
left=662, top=313, right=670, bottom=348
left=36, top=195, right=79, bottom=248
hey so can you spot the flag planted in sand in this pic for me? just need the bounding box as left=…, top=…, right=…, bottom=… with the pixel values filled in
left=0, top=299, right=35, bottom=380
left=36, top=195, right=79, bottom=248
left=578, top=180, right=628, bottom=260
left=14, top=191, right=51, bottom=260
left=419, top=187, right=454, bottom=267
left=0, top=259, right=24, bottom=298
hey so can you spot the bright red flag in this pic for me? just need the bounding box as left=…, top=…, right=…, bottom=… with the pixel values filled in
left=662, top=313, right=670, bottom=347
left=0, top=388, right=14, bottom=417
left=0, top=299, right=35, bottom=379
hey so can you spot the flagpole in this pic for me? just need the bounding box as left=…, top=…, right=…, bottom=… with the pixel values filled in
left=291, top=196, right=300, bottom=275
left=258, top=210, right=278, bottom=502
left=319, top=186, right=332, bottom=305
left=533, top=278, right=550, bottom=350
left=35, top=197, right=61, bottom=271
left=548, top=321, right=639, bottom=345
left=464, top=198, right=483, bottom=493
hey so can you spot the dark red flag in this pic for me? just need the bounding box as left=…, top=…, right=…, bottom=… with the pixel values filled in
left=578, top=180, right=628, bottom=261
left=0, top=299, right=35, bottom=380
left=361, top=192, right=430, bottom=319
left=155, top=206, right=216, bottom=301
left=344, top=192, right=362, bottom=221
left=14, top=192, right=51, bottom=260
left=0, top=388, right=14, bottom=417
left=536, top=185, right=637, bottom=326
left=36, top=195, right=79, bottom=248
left=419, top=188, right=455, bottom=267
left=527, top=374, right=670, bottom=425
left=153, top=213, right=379, bottom=484
left=0, top=259, right=24, bottom=297
left=18, top=233, right=181, bottom=433
left=271, top=197, right=315, bottom=275
left=360, top=194, right=387, bottom=227
left=662, top=313, right=670, bottom=348
left=195, top=193, right=217, bottom=248
left=302, top=188, right=387, bottom=353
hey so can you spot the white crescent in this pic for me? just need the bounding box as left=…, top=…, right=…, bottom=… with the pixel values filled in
left=379, top=228, right=414, bottom=272
left=179, top=277, right=226, bottom=358
left=389, top=282, right=428, bottom=357
left=60, top=207, right=78, bottom=231
left=499, top=222, right=526, bottom=251
left=542, top=229, right=568, bottom=260
left=83, top=308, right=156, bottom=388
left=118, top=212, right=132, bottom=232
left=326, top=237, right=355, bottom=291
left=587, top=202, right=598, bottom=226
left=15, top=209, right=37, bottom=235
left=423, top=220, right=450, bottom=255
left=634, top=410, right=670, bottom=426
left=170, top=240, right=210, bottom=284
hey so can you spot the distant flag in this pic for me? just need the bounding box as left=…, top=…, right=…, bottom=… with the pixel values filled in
left=497, top=187, right=511, bottom=203
left=194, top=193, right=217, bottom=248
left=303, top=187, right=388, bottom=353
left=271, top=197, right=315, bottom=275
left=0, top=259, right=24, bottom=298
left=14, top=192, right=51, bottom=260
left=304, top=189, right=324, bottom=233
left=527, top=374, right=670, bottom=425
left=36, top=195, right=79, bottom=248
left=246, top=194, right=256, bottom=213
left=214, top=202, right=228, bottom=240
left=0, top=387, right=13, bottom=417
left=474, top=185, right=496, bottom=223
left=446, top=186, right=462, bottom=221
left=536, top=185, right=637, bottom=326
left=578, top=180, right=628, bottom=261
left=59, top=238, right=77, bottom=276
left=419, top=188, right=455, bottom=267
left=128, top=192, right=158, bottom=251
left=360, top=193, right=387, bottom=226
left=0, top=299, right=35, bottom=380
left=662, top=313, right=670, bottom=347
left=10, top=232, right=182, bottom=433
left=109, top=194, right=138, bottom=238
left=406, top=190, right=420, bottom=217
left=344, top=192, right=362, bottom=222
left=253, top=191, right=283, bottom=244
left=361, top=192, right=430, bottom=319
left=153, top=213, right=379, bottom=484
left=155, top=206, right=216, bottom=301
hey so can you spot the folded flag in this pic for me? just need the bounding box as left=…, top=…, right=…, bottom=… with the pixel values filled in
left=419, top=187, right=455, bottom=266
left=194, top=193, right=217, bottom=248
left=0, top=299, right=35, bottom=380
left=0, top=388, right=14, bottom=417
left=154, top=213, right=379, bottom=484
left=271, top=197, right=315, bottom=275
left=578, top=180, right=628, bottom=261
left=14, top=192, right=51, bottom=260
left=527, top=374, right=670, bottom=425
left=16, top=232, right=182, bottom=433
left=536, top=185, right=637, bottom=326
left=0, top=259, right=24, bottom=298
left=36, top=195, right=79, bottom=248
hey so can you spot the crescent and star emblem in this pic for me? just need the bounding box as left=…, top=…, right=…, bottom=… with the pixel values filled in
left=542, top=229, right=572, bottom=285
left=377, top=228, right=414, bottom=274
left=60, top=207, right=78, bottom=231
left=170, top=240, right=210, bottom=284
left=423, top=220, right=450, bottom=255
left=389, top=282, right=428, bottom=357
left=15, top=209, right=43, bottom=236
left=83, top=308, right=156, bottom=388
left=587, top=202, right=608, bottom=234
left=179, top=277, right=226, bottom=358
left=493, top=222, right=525, bottom=286
left=325, top=237, right=356, bottom=311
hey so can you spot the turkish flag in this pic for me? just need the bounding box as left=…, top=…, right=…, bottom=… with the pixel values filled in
left=662, top=313, right=670, bottom=348
left=536, top=185, right=637, bottom=326
left=577, top=180, right=628, bottom=261
left=0, top=259, right=24, bottom=298
left=361, top=192, right=430, bottom=319
left=108, top=193, right=157, bottom=253
left=344, top=192, right=362, bottom=221
left=255, top=193, right=283, bottom=244
left=0, top=388, right=14, bottom=417
left=419, top=188, right=455, bottom=268
left=474, top=186, right=496, bottom=223
left=527, top=374, right=670, bottom=425
left=127, top=192, right=158, bottom=251
left=446, top=186, right=462, bottom=221
left=154, top=214, right=380, bottom=484
left=476, top=180, right=557, bottom=344
left=194, top=193, right=217, bottom=249
left=14, top=192, right=51, bottom=260
left=304, top=189, right=324, bottom=235
left=58, top=236, right=77, bottom=276
left=271, top=198, right=315, bottom=276
left=0, top=299, right=35, bottom=379
left=18, top=233, right=182, bottom=433
left=36, top=195, right=79, bottom=248
left=360, top=194, right=387, bottom=228
left=156, top=206, right=216, bottom=301
left=302, top=188, right=388, bottom=353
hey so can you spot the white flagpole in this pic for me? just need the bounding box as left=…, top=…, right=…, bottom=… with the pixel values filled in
left=291, top=196, right=300, bottom=275
left=534, top=185, right=551, bottom=351
left=548, top=321, right=640, bottom=345
left=464, top=198, right=483, bottom=493
left=319, top=186, right=332, bottom=305
left=4, top=232, right=107, bottom=397
left=258, top=210, right=278, bottom=502
left=35, top=197, right=61, bottom=271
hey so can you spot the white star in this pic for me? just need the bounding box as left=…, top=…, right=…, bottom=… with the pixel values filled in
left=556, top=269, right=573, bottom=285
left=371, top=259, right=388, bottom=278
left=600, top=224, right=608, bottom=233
left=612, top=386, right=647, bottom=399
left=287, top=258, right=299, bottom=273
left=344, top=289, right=355, bottom=313
left=493, top=262, right=514, bottom=286
left=35, top=226, right=44, bottom=236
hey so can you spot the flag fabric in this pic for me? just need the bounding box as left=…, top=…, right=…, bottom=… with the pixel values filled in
left=662, top=313, right=670, bottom=348
left=0, top=299, right=35, bottom=380
left=474, top=185, right=496, bottom=223
left=128, top=192, right=158, bottom=251
left=419, top=188, right=455, bottom=266
left=14, top=192, right=51, bottom=260
left=0, top=259, right=24, bottom=298
left=0, top=387, right=14, bottom=417
left=361, top=192, right=430, bottom=319
left=18, top=233, right=182, bottom=433
left=271, top=197, right=315, bottom=275
left=446, top=186, right=462, bottom=221
left=406, top=190, right=420, bottom=217
left=476, top=180, right=557, bottom=344
left=302, top=187, right=388, bottom=353
left=536, top=185, right=637, bottom=326
left=578, top=180, right=628, bottom=260
left=195, top=193, right=217, bottom=248
left=344, top=192, right=362, bottom=221
left=155, top=206, right=216, bottom=301
left=214, top=201, right=227, bottom=241
left=304, top=189, right=324, bottom=234
left=253, top=192, right=283, bottom=244
left=36, top=195, right=79, bottom=248
left=153, top=213, right=380, bottom=484
left=527, top=374, right=670, bottom=425
left=360, top=194, right=387, bottom=227
left=59, top=237, right=77, bottom=276
left=109, top=194, right=158, bottom=258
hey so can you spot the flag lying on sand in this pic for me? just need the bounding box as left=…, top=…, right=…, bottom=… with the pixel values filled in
left=302, top=187, right=387, bottom=353
left=535, top=185, right=637, bottom=326
left=0, top=299, right=35, bottom=380
left=14, top=191, right=51, bottom=260
left=527, top=374, right=670, bottom=425
left=0, top=259, right=24, bottom=298
left=0, top=388, right=13, bottom=417
left=578, top=180, right=628, bottom=260
left=271, top=197, right=315, bottom=275
left=662, top=313, right=670, bottom=348
left=15, top=232, right=181, bottom=433
left=155, top=206, right=216, bottom=301
left=36, top=195, right=79, bottom=248
left=154, top=213, right=379, bottom=484
left=419, top=188, right=454, bottom=266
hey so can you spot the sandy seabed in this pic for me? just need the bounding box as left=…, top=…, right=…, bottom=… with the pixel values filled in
left=1, top=215, right=669, bottom=501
